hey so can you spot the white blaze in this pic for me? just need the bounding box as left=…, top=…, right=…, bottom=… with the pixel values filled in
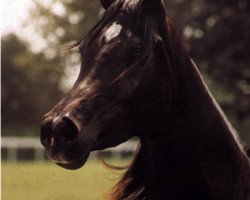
left=124, top=0, right=140, bottom=7
left=104, top=22, right=122, bottom=42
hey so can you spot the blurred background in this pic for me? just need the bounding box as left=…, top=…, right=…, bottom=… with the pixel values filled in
left=1, top=0, right=250, bottom=199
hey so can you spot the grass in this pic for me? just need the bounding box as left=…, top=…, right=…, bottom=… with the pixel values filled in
left=2, top=159, right=130, bottom=200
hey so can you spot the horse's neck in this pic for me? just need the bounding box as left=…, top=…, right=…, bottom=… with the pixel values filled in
left=140, top=59, right=249, bottom=199
left=113, top=59, right=249, bottom=200
left=170, top=59, right=244, bottom=158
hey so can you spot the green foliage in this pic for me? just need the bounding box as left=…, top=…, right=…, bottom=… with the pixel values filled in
left=166, top=0, right=250, bottom=100
left=29, top=0, right=102, bottom=51
left=1, top=34, right=64, bottom=136
left=2, top=160, right=128, bottom=200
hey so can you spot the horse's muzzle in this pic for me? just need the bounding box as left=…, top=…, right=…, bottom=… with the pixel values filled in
left=41, top=115, right=78, bottom=149
left=40, top=115, right=89, bottom=169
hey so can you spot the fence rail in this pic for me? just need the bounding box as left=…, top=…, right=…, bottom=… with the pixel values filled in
left=1, top=137, right=138, bottom=162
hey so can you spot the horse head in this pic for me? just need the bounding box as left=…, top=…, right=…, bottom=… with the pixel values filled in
left=40, top=0, right=170, bottom=170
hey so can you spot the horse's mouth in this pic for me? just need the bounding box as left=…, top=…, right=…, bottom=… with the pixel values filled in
left=45, top=142, right=91, bottom=170
left=55, top=152, right=90, bottom=170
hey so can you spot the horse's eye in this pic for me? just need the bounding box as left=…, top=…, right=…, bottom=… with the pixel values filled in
left=126, top=37, right=143, bottom=58
left=133, top=44, right=143, bottom=57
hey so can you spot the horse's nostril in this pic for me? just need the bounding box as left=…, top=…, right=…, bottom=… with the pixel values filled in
left=54, top=116, right=79, bottom=145
left=41, top=115, right=78, bottom=149
left=40, top=116, right=53, bottom=148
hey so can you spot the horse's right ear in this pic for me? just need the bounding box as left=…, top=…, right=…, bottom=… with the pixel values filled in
left=100, top=0, right=114, bottom=9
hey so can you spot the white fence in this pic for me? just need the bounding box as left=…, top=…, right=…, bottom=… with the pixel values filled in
left=1, top=137, right=139, bottom=162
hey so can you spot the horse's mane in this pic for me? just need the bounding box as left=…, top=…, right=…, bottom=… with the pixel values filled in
left=107, top=141, right=146, bottom=200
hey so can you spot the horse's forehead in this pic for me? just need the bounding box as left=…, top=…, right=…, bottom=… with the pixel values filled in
left=123, top=0, right=140, bottom=7
left=103, top=0, right=141, bottom=42
left=104, top=21, right=123, bottom=42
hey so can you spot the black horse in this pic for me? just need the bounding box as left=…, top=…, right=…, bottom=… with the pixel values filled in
left=41, top=0, right=250, bottom=199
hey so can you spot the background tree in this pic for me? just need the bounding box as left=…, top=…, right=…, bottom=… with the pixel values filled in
left=1, top=34, right=64, bottom=136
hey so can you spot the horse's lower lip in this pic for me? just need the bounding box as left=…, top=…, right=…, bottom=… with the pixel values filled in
left=56, top=153, right=89, bottom=170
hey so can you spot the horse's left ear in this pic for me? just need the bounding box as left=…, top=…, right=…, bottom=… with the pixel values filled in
left=141, top=0, right=162, bottom=13
left=100, top=0, right=114, bottom=10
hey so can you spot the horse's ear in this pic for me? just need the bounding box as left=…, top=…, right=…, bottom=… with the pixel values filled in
left=141, top=0, right=162, bottom=13
left=100, top=0, right=114, bottom=9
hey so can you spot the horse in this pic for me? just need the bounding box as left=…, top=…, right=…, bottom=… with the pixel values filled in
left=40, top=0, right=250, bottom=199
